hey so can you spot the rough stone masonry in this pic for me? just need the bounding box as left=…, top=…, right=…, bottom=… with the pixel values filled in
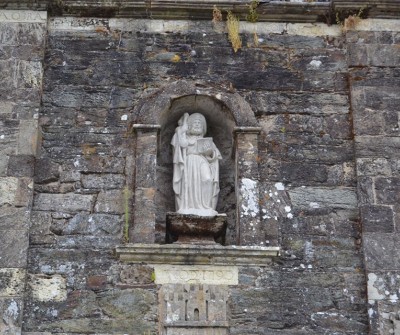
left=0, top=1, right=399, bottom=334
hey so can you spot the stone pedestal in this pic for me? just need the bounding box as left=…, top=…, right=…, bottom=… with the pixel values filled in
left=166, top=213, right=227, bottom=245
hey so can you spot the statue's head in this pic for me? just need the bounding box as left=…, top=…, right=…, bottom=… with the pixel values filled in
left=188, top=113, right=207, bottom=136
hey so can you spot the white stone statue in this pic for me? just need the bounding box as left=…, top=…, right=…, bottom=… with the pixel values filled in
left=171, top=113, right=222, bottom=216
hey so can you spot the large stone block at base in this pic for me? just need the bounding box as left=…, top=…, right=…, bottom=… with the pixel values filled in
left=0, top=298, right=22, bottom=335
left=0, top=268, right=26, bottom=297
left=363, top=233, right=400, bottom=271
left=0, top=229, right=28, bottom=268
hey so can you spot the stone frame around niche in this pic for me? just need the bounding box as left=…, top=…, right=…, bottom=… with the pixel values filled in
left=126, top=80, right=277, bottom=248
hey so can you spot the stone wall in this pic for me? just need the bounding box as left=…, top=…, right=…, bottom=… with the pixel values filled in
left=0, top=6, right=398, bottom=335
left=0, top=10, right=47, bottom=335
left=348, top=21, right=400, bottom=334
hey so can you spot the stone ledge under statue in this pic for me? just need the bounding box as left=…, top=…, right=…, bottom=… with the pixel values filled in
left=166, top=212, right=227, bottom=245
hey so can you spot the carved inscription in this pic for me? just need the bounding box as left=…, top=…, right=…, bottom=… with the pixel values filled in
left=154, top=265, right=238, bottom=285
left=0, top=10, right=47, bottom=23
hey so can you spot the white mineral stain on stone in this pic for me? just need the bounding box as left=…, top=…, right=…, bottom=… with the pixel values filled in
left=309, top=202, right=320, bottom=209
left=368, top=273, right=385, bottom=300
left=0, top=134, right=4, bottom=139
left=6, top=300, right=19, bottom=318
left=389, top=294, right=398, bottom=302
left=121, top=114, right=128, bottom=121
left=275, top=182, right=285, bottom=190
left=73, top=159, right=80, bottom=167
left=368, top=308, right=375, bottom=317
left=284, top=206, right=291, bottom=212
left=30, top=274, right=67, bottom=302
left=287, top=213, right=293, bottom=219
left=240, top=178, right=259, bottom=217
left=309, top=60, right=322, bottom=68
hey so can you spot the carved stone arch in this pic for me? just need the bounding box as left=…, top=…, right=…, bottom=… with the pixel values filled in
left=132, top=80, right=258, bottom=127
left=130, top=80, right=265, bottom=246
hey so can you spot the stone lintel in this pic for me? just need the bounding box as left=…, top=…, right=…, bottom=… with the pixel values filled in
left=115, top=243, right=280, bottom=266
left=132, top=124, right=161, bottom=134
left=233, top=126, right=262, bottom=134
left=153, top=264, right=238, bottom=285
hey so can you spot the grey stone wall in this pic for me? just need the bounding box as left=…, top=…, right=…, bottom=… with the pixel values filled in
left=0, top=10, right=47, bottom=335
left=348, top=21, right=400, bottom=334
left=0, top=9, right=398, bottom=335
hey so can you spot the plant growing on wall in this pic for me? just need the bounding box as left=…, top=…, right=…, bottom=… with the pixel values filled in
left=247, top=0, right=259, bottom=23
left=336, top=6, right=368, bottom=32
left=227, top=11, right=242, bottom=53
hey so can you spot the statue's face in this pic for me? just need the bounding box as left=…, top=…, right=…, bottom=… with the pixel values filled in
left=189, top=118, right=203, bottom=135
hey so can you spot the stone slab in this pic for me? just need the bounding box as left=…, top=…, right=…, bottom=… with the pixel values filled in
left=0, top=177, right=18, bottom=206
left=115, top=244, right=279, bottom=266
left=363, top=233, right=400, bottom=271
left=0, top=298, right=22, bottom=334
left=0, top=229, right=28, bottom=268
left=288, top=187, right=357, bottom=210
left=0, top=10, right=47, bottom=23
left=33, top=193, right=94, bottom=212
left=0, top=268, right=26, bottom=297
left=28, top=274, right=67, bottom=302
left=154, top=265, right=238, bottom=285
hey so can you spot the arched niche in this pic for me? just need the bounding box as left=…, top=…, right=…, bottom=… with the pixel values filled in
left=130, top=81, right=264, bottom=246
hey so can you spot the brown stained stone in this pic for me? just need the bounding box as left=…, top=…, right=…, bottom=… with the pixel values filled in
left=86, top=275, right=107, bottom=290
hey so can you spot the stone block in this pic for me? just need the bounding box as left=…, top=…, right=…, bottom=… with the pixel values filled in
left=0, top=229, right=28, bottom=267
left=33, top=193, right=95, bottom=212
left=34, top=158, right=59, bottom=184
left=363, top=233, right=400, bottom=271
left=70, top=155, right=125, bottom=174
left=81, top=173, right=125, bottom=189
left=288, top=187, right=357, bottom=210
left=0, top=176, right=18, bottom=205
left=17, top=119, right=38, bottom=156
left=251, top=91, right=349, bottom=116
left=0, top=268, right=26, bottom=297
left=94, top=189, right=124, bottom=214
left=0, top=154, right=8, bottom=177
left=375, top=177, right=400, bottom=205
left=0, top=206, right=29, bottom=230
left=0, top=298, right=22, bottom=334
left=50, top=213, right=121, bottom=236
left=367, top=271, right=400, bottom=301
left=0, top=10, right=47, bottom=24
left=357, top=158, right=391, bottom=176
left=357, top=176, right=374, bottom=205
left=14, top=177, right=34, bottom=207
left=361, top=205, right=394, bottom=233
left=16, top=60, right=42, bottom=89
left=6, top=154, right=34, bottom=177
left=28, top=274, right=67, bottom=302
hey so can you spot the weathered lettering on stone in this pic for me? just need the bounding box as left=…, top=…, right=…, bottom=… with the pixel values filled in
left=0, top=10, right=47, bottom=23
left=154, top=265, right=238, bottom=285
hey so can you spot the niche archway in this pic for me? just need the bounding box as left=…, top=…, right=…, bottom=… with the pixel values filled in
left=129, top=80, right=264, bottom=246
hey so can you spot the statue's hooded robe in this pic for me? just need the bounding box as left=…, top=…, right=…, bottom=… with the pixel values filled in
left=171, top=113, right=221, bottom=216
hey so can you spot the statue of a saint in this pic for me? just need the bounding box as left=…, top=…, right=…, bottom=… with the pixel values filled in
left=171, top=113, right=222, bottom=216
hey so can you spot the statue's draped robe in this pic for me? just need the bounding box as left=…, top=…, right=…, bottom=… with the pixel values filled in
left=171, top=131, right=221, bottom=216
